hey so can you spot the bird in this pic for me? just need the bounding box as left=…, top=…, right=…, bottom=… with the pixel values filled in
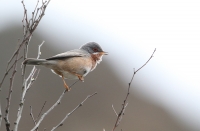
left=23, top=42, right=108, bottom=91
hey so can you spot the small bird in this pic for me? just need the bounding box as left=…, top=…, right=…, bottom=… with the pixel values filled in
left=23, top=42, right=108, bottom=91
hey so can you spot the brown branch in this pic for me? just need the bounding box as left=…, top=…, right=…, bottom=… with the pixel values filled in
left=51, top=92, right=97, bottom=131
left=0, top=39, right=23, bottom=90
left=4, top=49, right=21, bottom=131
left=0, top=56, right=23, bottom=90
left=112, top=48, right=156, bottom=131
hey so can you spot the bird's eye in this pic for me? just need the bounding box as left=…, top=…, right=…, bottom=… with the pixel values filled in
left=93, top=48, right=98, bottom=52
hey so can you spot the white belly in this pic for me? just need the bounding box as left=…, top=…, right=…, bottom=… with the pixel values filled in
left=51, top=66, right=90, bottom=80
left=62, top=71, right=79, bottom=79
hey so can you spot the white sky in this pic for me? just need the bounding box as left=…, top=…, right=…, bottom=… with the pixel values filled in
left=1, top=0, right=200, bottom=130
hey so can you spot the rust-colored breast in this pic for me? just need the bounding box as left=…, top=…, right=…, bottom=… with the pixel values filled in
left=90, top=53, right=103, bottom=70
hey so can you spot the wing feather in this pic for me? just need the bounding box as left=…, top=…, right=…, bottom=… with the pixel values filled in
left=46, top=49, right=88, bottom=60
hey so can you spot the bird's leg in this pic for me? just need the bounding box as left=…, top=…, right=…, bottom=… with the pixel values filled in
left=72, top=73, right=84, bottom=82
left=77, top=75, right=84, bottom=82
left=62, top=75, right=70, bottom=91
left=69, top=71, right=84, bottom=82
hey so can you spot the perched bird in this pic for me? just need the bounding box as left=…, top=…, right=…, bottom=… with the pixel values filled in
left=23, top=42, right=108, bottom=91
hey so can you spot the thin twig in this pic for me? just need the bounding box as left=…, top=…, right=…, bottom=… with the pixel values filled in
left=112, top=48, right=156, bottom=131
left=36, top=101, right=47, bottom=122
left=14, top=42, right=44, bottom=131
left=4, top=50, right=20, bottom=131
left=0, top=0, right=49, bottom=90
left=31, top=0, right=39, bottom=26
left=135, top=49, right=156, bottom=73
left=0, top=40, right=23, bottom=90
left=0, top=56, right=23, bottom=91
left=0, top=1, right=50, bottom=131
left=30, top=0, right=51, bottom=33
left=26, top=69, right=40, bottom=92
left=112, top=105, right=118, bottom=116
left=51, top=92, right=97, bottom=131
left=30, top=80, right=79, bottom=131
left=30, top=106, right=36, bottom=125
left=37, top=41, right=45, bottom=59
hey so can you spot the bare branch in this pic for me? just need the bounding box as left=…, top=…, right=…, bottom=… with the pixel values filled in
left=30, top=80, right=79, bottom=131
left=31, top=0, right=39, bottom=26
left=0, top=56, right=23, bottom=90
left=36, top=101, right=47, bottom=122
left=112, top=105, right=118, bottom=116
left=114, top=103, right=128, bottom=127
left=30, top=106, right=36, bottom=125
left=37, top=41, right=45, bottom=59
left=4, top=49, right=21, bottom=131
left=51, top=92, right=97, bottom=131
left=135, top=48, right=156, bottom=73
left=14, top=42, right=44, bottom=131
left=112, top=48, right=156, bottom=131
left=0, top=1, right=50, bottom=131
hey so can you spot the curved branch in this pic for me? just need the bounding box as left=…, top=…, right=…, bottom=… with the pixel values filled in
left=30, top=81, right=79, bottom=131
left=112, top=48, right=156, bottom=131
left=51, top=92, right=97, bottom=131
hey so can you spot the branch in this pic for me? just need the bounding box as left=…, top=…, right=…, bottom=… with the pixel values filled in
left=36, top=101, right=47, bottom=122
left=112, top=105, right=118, bottom=116
left=0, top=56, right=23, bottom=91
left=51, top=92, right=97, bottom=131
left=30, top=81, right=79, bottom=131
left=14, top=42, right=44, bottom=131
left=30, top=106, right=36, bottom=125
left=0, top=1, right=50, bottom=131
left=4, top=49, right=21, bottom=131
left=112, top=48, right=156, bottom=131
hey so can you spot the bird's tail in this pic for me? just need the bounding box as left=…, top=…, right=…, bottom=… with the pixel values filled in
left=23, top=58, right=47, bottom=66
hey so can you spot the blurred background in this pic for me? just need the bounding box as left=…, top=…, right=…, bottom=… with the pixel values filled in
left=0, top=0, right=200, bottom=131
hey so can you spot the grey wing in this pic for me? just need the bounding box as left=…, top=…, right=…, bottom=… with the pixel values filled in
left=46, top=49, right=88, bottom=60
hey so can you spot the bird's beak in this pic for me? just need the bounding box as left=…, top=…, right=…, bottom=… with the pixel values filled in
left=101, top=51, right=108, bottom=55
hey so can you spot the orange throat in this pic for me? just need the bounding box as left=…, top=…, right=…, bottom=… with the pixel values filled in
left=90, top=53, right=103, bottom=71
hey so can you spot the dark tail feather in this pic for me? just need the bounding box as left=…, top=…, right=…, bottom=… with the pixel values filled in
left=23, top=58, right=47, bottom=65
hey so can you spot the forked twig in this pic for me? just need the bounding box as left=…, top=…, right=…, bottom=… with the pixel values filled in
left=36, top=101, right=47, bottom=122
left=0, top=1, right=50, bottom=131
left=51, top=92, right=97, bottom=131
left=30, top=106, right=36, bottom=125
left=0, top=56, right=23, bottom=91
left=14, top=42, right=44, bottom=131
left=30, top=80, right=79, bottom=131
left=4, top=49, right=21, bottom=131
left=112, top=105, right=118, bottom=116
left=112, top=48, right=156, bottom=131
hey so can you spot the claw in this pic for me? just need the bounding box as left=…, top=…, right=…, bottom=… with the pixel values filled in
left=77, top=75, right=84, bottom=82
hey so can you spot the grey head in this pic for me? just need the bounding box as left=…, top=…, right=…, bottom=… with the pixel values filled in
left=80, top=42, right=107, bottom=54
